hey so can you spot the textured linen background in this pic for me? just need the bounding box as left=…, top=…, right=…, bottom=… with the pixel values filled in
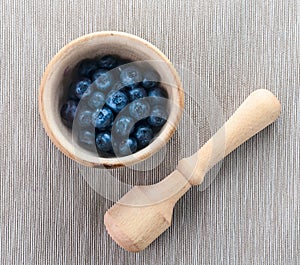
left=0, top=0, right=299, bottom=264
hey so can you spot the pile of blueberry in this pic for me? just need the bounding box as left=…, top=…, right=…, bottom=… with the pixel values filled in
left=60, top=55, right=169, bottom=157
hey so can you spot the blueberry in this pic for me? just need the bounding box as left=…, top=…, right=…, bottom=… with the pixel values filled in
left=116, top=137, right=138, bottom=156
left=142, top=69, right=160, bottom=88
left=92, top=69, right=106, bottom=81
left=128, top=87, right=147, bottom=102
left=87, top=91, right=105, bottom=109
left=60, top=100, right=78, bottom=125
left=120, top=65, right=142, bottom=87
left=113, top=116, right=135, bottom=138
left=129, top=99, right=151, bottom=121
left=74, top=78, right=92, bottom=99
left=148, top=87, right=167, bottom=99
left=77, top=110, right=93, bottom=128
left=78, top=130, right=95, bottom=150
left=78, top=59, right=98, bottom=78
left=98, top=55, right=118, bottom=70
left=95, top=131, right=113, bottom=153
left=92, top=107, right=114, bottom=129
left=147, top=105, right=168, bottom=127
left=92, top=69, right=113, bottom=91
left=133, top=125, right=154, bottom=148
left=106, top=90, right=129, bottom=113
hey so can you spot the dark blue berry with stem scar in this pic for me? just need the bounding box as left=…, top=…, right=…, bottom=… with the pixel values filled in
left=92, top=69, right=113, bottom=91
left=74, top=78, right=92, bottom=99
left=92, top=107, right=114, bottom=130
left=120, top=65, right=142, bottom=87
left=148, top=87, right=167, bottom=99
left=60, top=99, right=78, bottom=126
left=78, top=130, right=95, bottom=150
left=87, top=91, right=105, bottom=109
left=78, top=59, right=98, bottom=78
left=113, top=115, right=135, bottom=138
left=128, top=87, right=147, bottom=102
left=129, top=99, right=151, bottom=121
left=95, top=131, right=113, bottom=153
left=116, top=137, right=138, bottom=156
left=98, top=55, right=118, bottom=70
left=142, top=69, right=160, bottom=88
left=133, top=125, right=154, bottom=148
left=77, top=109, right=93, bottom=128
left=147, top=105, right=168, bottom=127
left=106, top=90, right=129, bottom=113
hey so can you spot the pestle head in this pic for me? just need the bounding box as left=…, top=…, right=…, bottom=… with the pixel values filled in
left=104, top=170, right=191, bottom=252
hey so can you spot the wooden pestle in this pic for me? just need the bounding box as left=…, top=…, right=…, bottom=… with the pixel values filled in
left=104, top=89, right=281, bottom=252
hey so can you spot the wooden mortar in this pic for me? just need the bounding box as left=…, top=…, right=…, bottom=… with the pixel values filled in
left=39, top=31, right=184, bottom=168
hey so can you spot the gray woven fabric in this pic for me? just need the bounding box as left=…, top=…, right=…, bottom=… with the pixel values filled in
left=0, top=0, right=299, bottom=264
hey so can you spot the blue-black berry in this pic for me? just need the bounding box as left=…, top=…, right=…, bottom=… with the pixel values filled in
left=148, top=87, right=167, bottom=99
left=129, top=99, right=151, bottom=121
left=128, top=87, right=147, bottom=102
left=142, top=69, right=160, bottom=88
left=147, top=105, right=168, bottom=127
left=106, top=90, right=129, bottom=113
left=78, top=130, right=95, bottom=150
left=133, top=125, right=154, bottom=148
left=113, top=115, right=135, bottom=138
left=117, top=137, right=138, bottom=156
left=60, top=99, right=78, bottom=125
left=74, top=78, right=92, bottom=99
left=120, top=65, right=142, bottom=87
left=87, top=91, right=105, bottom=109
left=78, top=59, right=98, bottom=78
left=92, top=107, right=114, bottom=130
left=92, top=69, right=113, bottom=91
left=95, top=131, right=113, bottom=153
left=77, top=110, right=93, bottom=128
left=98, top=55, right=118, bottom=70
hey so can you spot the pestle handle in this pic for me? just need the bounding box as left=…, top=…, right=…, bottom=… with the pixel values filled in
left=177, top=89, right=281, bottom=185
